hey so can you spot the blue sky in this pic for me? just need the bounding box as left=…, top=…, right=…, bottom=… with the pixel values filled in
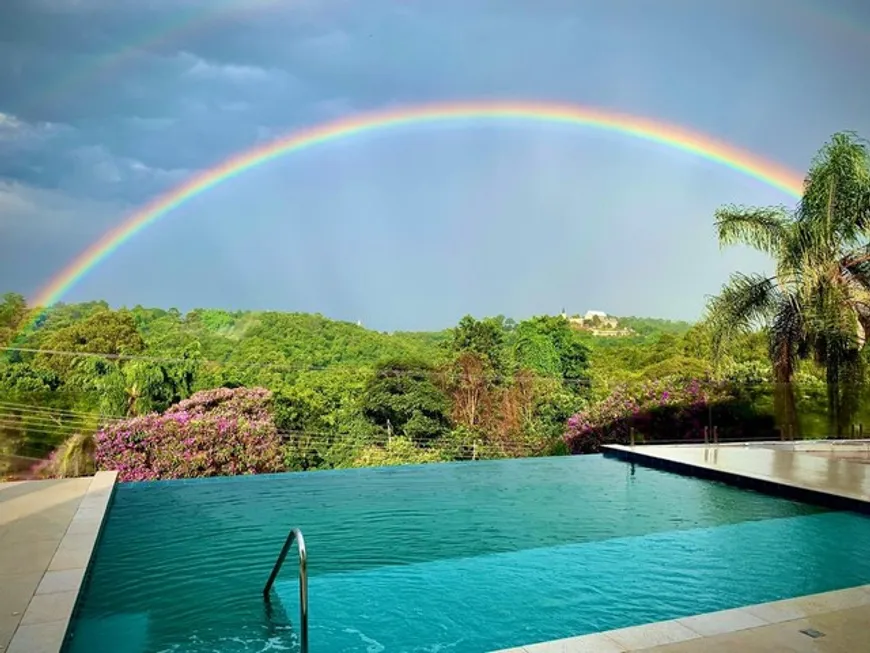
left=1, top=0, right=869, bottom=331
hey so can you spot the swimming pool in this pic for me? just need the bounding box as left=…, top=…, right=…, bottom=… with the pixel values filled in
left=65, top=455, right=870, bottom=653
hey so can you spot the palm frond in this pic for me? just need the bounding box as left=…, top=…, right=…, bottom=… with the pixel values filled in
left=798, top=131, right=870, bottom=246
left=704, top=273, right=779, bottom=358
left=714, top=206, right=790, bottom=255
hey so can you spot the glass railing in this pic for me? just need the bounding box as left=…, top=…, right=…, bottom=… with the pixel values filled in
left=4, top=381, right=870, bottom=480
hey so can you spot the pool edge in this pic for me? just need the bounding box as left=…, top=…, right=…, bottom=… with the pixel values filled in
left=490, top=583, right=870, bottom=652
left=6, top=471, right=118, bottom=653
left=601, top=444, right=870, bottom=515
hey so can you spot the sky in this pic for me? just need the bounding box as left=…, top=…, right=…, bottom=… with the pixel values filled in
left=1, top=0, right=870, bottom=331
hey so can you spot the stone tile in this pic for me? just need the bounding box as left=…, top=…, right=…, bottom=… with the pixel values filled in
left=20, top=591, right=78, bottom=626
left=636, top=629, right=804, bottom=653
left=606, top=620, right=701, bottom=650
left=617, top=605, right=870, bottom=652
left=48, top=536, right=96, bottom=572
left=677, top=606, right=769, bottom=637
left=36, top=568, right=85, bottom=595
left=1, top=614, right=21, bottom=650
left=72, top=507, right=103, bottom=521
left=6, top=620, right=69, bottom=653
left=77, top=497, right=108, bottom=512
left=0, top=539, right=60, bottom=575
left=801, top=604, right=870, bottom=649
left=65, top=516, right=102, bottom=536
left=524, top=633, right=627, bottom=652
left=0, top=572, right=42, bottom=616
left=0, top=476, right=111, bottom=653
left=744, top=597, right=813, bottom=624
left=791, top=587, right=870, bottom=615
left=89, top=472, right=117, bottom=491
left=603, top=444, right=870, bottom=506
left=1, top=519, right=67, bottom=544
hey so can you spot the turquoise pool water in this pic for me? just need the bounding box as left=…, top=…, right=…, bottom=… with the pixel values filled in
left=65, top=455, right=870, bottom=653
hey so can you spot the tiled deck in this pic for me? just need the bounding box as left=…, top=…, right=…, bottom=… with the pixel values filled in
left=0, top=472, right=117, bottom=653
left=603, top=442, right=870, bottom=512
left=492, top=584, right=870, bottom=652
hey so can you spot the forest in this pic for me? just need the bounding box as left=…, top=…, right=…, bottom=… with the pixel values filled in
left=2, top=130, right=870, bottom=480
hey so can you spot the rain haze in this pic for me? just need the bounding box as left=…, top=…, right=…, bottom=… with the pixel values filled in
left=2, top=0, right=870, bottom=330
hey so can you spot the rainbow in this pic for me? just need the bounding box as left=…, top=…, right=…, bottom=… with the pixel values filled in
left=30, top=100, right=804, bottom=310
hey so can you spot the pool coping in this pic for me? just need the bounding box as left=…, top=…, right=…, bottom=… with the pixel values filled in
left=6, top=471, right=118, bottom=653
left=490, top=583, right=870, bottom=652
left=602, top=443, right=870, bottom=514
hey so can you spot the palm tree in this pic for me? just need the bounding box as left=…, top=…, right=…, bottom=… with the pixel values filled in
left=705, top=132, right=870, bottom=437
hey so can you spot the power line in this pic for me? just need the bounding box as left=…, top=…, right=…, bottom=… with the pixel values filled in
left=0, top=401, right=127, bottom=421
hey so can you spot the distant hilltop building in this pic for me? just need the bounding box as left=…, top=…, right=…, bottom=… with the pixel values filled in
left=559, top=309, right=635, bottom=337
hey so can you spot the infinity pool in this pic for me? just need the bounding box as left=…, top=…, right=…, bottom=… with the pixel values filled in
left=65, top=455, right=870, bottom=653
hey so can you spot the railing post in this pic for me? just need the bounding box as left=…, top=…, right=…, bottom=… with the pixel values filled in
left=630, top=427, right=635, bottom=447
left=713, top=426, right=719, bottom=445
left=703, top=426, right=709, bottom=445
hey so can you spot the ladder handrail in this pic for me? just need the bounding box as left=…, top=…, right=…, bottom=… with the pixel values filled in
left=263, top=528, right=308, bottom=653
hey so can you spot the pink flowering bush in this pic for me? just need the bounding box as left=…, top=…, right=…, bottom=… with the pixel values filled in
left=564, top=378, right=733, bottom=454
left=95, top=387, right=284, bottom=481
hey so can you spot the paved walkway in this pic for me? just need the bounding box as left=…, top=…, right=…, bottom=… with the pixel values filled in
left=603, top=442, right=870, bottom=507
left=0, top=473, right=116, bottom=653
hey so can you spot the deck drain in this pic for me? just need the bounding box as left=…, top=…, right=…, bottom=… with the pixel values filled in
left=799, top=628, right=826, bottom=639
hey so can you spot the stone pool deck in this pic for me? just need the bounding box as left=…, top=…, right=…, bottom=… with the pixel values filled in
left=0, top=472, right=117, bottom=653
left=603, top=441, right=870, bottom=513
left=493, top=583, right=870, bottom=652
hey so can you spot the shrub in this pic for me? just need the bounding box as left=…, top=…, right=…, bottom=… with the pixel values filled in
left=349, top=437, right=446, bottom=468
left=95, top=387, right=283, bottom=481
left=32, top=432, right=96, bottom=479
left=563, top=377, right=728, bottom=454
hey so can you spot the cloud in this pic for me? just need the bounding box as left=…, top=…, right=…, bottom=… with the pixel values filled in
left=0, top=112, right=23, bottom=131
left=2, top=0, right=870, bottom=324
left=0, top=179, right=128, bottom=297
left=0, top=110, right=69, bottom=143
left=182, top=52, right=275, bottom=82
left=64, top=144, right=190, bottom=198
left=294, top=29, right=352, bottom=60
left=0, top=109, right=189, bottom=200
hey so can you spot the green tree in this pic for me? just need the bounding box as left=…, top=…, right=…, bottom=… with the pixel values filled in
left=513, top=316, right=590, bottom=393
left=449, top=315, right=506, bottom=376
left=0, top=293, right=28, bottom=347
left=705, top=132, right=870, bottom=436
left=360, top=359, right=451, bottom=441
left=36, top=309, right=146, bottom=379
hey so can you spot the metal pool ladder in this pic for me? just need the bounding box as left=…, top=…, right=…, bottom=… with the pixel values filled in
left=263, top=528, right=308, bottom=653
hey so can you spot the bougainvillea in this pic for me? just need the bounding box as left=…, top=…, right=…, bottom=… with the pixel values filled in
left=563, top=377, right=729, bottom=454
left=95, top=387, right=283, bottom=481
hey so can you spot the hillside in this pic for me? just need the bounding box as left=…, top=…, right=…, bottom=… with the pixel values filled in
left=1, top=293, right=843, bottom=480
